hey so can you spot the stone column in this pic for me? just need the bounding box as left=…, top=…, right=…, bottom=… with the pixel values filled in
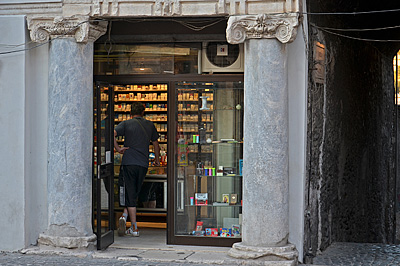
left=226, top=13, right=299, bottom=265
left=27, top=16, right=107, bottom=249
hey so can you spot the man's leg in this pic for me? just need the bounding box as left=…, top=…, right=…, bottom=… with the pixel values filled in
left=122, top=208, right=128, bottom=222
left=124, top=165, right=147, bottom=236
left=118, top=167, right=129, bottom=236
left=127, top=206, right=137, bottom=229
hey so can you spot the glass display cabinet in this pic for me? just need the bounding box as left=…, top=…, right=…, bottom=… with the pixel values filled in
left=173, top=81, right=244, bottom=246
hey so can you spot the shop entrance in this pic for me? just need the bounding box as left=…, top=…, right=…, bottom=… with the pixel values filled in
left=92, top=19, right=244, bottom=247
left=93, top=74, right=244, bottom=248
left=93, top=77, right=170, bottom=250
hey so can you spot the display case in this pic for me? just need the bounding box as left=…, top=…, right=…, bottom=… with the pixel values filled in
left=173, top=81, right=244, bottom=244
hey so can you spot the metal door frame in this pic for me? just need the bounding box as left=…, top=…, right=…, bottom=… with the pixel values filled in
left=93, top=82, right=115, bottom=250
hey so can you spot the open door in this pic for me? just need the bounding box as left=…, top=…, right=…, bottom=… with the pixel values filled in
left=93, top=82, right=115, bottom=250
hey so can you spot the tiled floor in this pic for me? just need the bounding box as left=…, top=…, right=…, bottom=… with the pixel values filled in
left=110, top=227, right=230, bottom=253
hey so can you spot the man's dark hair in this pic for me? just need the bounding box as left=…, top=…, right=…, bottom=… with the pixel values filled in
left=131, top=102, right=145, bottom=116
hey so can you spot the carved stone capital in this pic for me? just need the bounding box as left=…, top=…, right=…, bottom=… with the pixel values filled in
left=27, top=16, right=108, bottom=43
left=226, top=13, right=300, bottom=44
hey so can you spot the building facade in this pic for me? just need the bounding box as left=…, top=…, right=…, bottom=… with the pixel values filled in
left=0, top=0, right=308, bottom=264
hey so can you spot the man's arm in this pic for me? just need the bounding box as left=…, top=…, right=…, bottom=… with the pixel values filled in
left=114, top=130, right=129, bottom=154
left=152, top=140, right=160, bottom=166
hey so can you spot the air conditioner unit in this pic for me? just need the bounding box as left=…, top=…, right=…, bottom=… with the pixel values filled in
left=201, top=42, right=244, bottom=73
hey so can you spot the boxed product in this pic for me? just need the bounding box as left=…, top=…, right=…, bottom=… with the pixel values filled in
left=223, top=167, right=236, bottom=176
left=220, top=228, right=232, bottom=237
left=195, top=193, right=208, bottom=205
left=205, top=228, right=219, bottom=237
left=195, top=221, right=203, bottom=231
left=222, top=194, right=230, bottom=204
left=192, top=231, right=205, bottom=236
left=232, top=225, right=241, bottom=237
left=230, top=194, right=238, bottom=205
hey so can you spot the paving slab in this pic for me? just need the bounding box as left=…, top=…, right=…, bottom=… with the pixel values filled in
left=92, top=247, right=144, bottom=259
left=312, top=242, right=400, bottom=266
left=137, top=249, right=194, bottom=262
left=185, top=251, right=229, bottom=264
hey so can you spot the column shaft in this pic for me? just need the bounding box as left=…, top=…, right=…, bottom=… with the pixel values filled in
left=40, top=38, right=95, bottom=248
left=228, top=38, right=297, bottom=264
left=242, top=38, right=289, bottom=247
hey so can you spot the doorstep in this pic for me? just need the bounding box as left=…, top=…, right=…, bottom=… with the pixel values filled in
left=21, top=228, right=297, bottom=265
left=94, top=228, right=296, bottom=265
left=105, top=227, right=232, bottom=264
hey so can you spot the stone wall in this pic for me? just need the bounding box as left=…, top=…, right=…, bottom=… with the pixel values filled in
left=304, top=0, right=399, bottom=261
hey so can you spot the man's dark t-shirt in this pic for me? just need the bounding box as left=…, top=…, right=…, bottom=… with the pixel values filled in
left=115, top=117, right=159, bottom=168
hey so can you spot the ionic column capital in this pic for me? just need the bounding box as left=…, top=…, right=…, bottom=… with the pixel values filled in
left=27, top=16, right=108, bottom=43
left=226, top=13, right=300, bottom=44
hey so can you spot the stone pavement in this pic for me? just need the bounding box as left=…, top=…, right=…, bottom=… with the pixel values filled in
left=3, top=241, right=400, bottom=265
left=0, top=247, right=294, bottom=266
left=0, top=251, right=228, bottom=266
left=2, top=243, right=294, bottom=266
left=311, top=242, right=400, bottom=266
left=0, top=228, right=297, bottom=266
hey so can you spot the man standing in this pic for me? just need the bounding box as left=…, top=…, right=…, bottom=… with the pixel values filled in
left=114, top=102, right=160, bottom=237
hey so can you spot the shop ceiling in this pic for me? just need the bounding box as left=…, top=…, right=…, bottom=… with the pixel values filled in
left=96, top=17, right=228, bottom=44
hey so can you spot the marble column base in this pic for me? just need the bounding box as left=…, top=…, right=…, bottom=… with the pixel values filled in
left=228, top=242, right=298, bottom=265
left=38, top=233, right=96, bottom=250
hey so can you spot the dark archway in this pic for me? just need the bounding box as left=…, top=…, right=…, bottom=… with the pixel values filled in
left=304, top=0, right=400, bottom=262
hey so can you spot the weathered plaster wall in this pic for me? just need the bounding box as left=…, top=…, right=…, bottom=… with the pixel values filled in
left=304, top=1, right=397, bottom=260
left=0, top=15, right=49, bottom=250
left=0, top=15, right=27, bottom=251
left=24, top=32, right=49, bottom=246
left=288, top=10, right=308, bottom=262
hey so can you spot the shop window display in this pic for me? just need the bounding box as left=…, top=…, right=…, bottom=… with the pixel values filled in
left=174, top=81, right=244, bottom=240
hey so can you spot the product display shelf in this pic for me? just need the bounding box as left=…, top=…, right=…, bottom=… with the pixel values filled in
left=178, top=109, right=213, bottom=112
left=116, top=140, right=167, bottom=143
left=115, top=89, right=168, bottom=92
left=115, top=99, right=166, bottom=102
left=113, top=83, right=168, bottom=225
left=187, top=204, right=242, bottom=208
left=145, top=109, right=168, bottom=112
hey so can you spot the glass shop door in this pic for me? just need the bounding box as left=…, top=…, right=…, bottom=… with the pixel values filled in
left=93, top=82, right=115, bottom=250
left=168, top=78, right=244, bottom=246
